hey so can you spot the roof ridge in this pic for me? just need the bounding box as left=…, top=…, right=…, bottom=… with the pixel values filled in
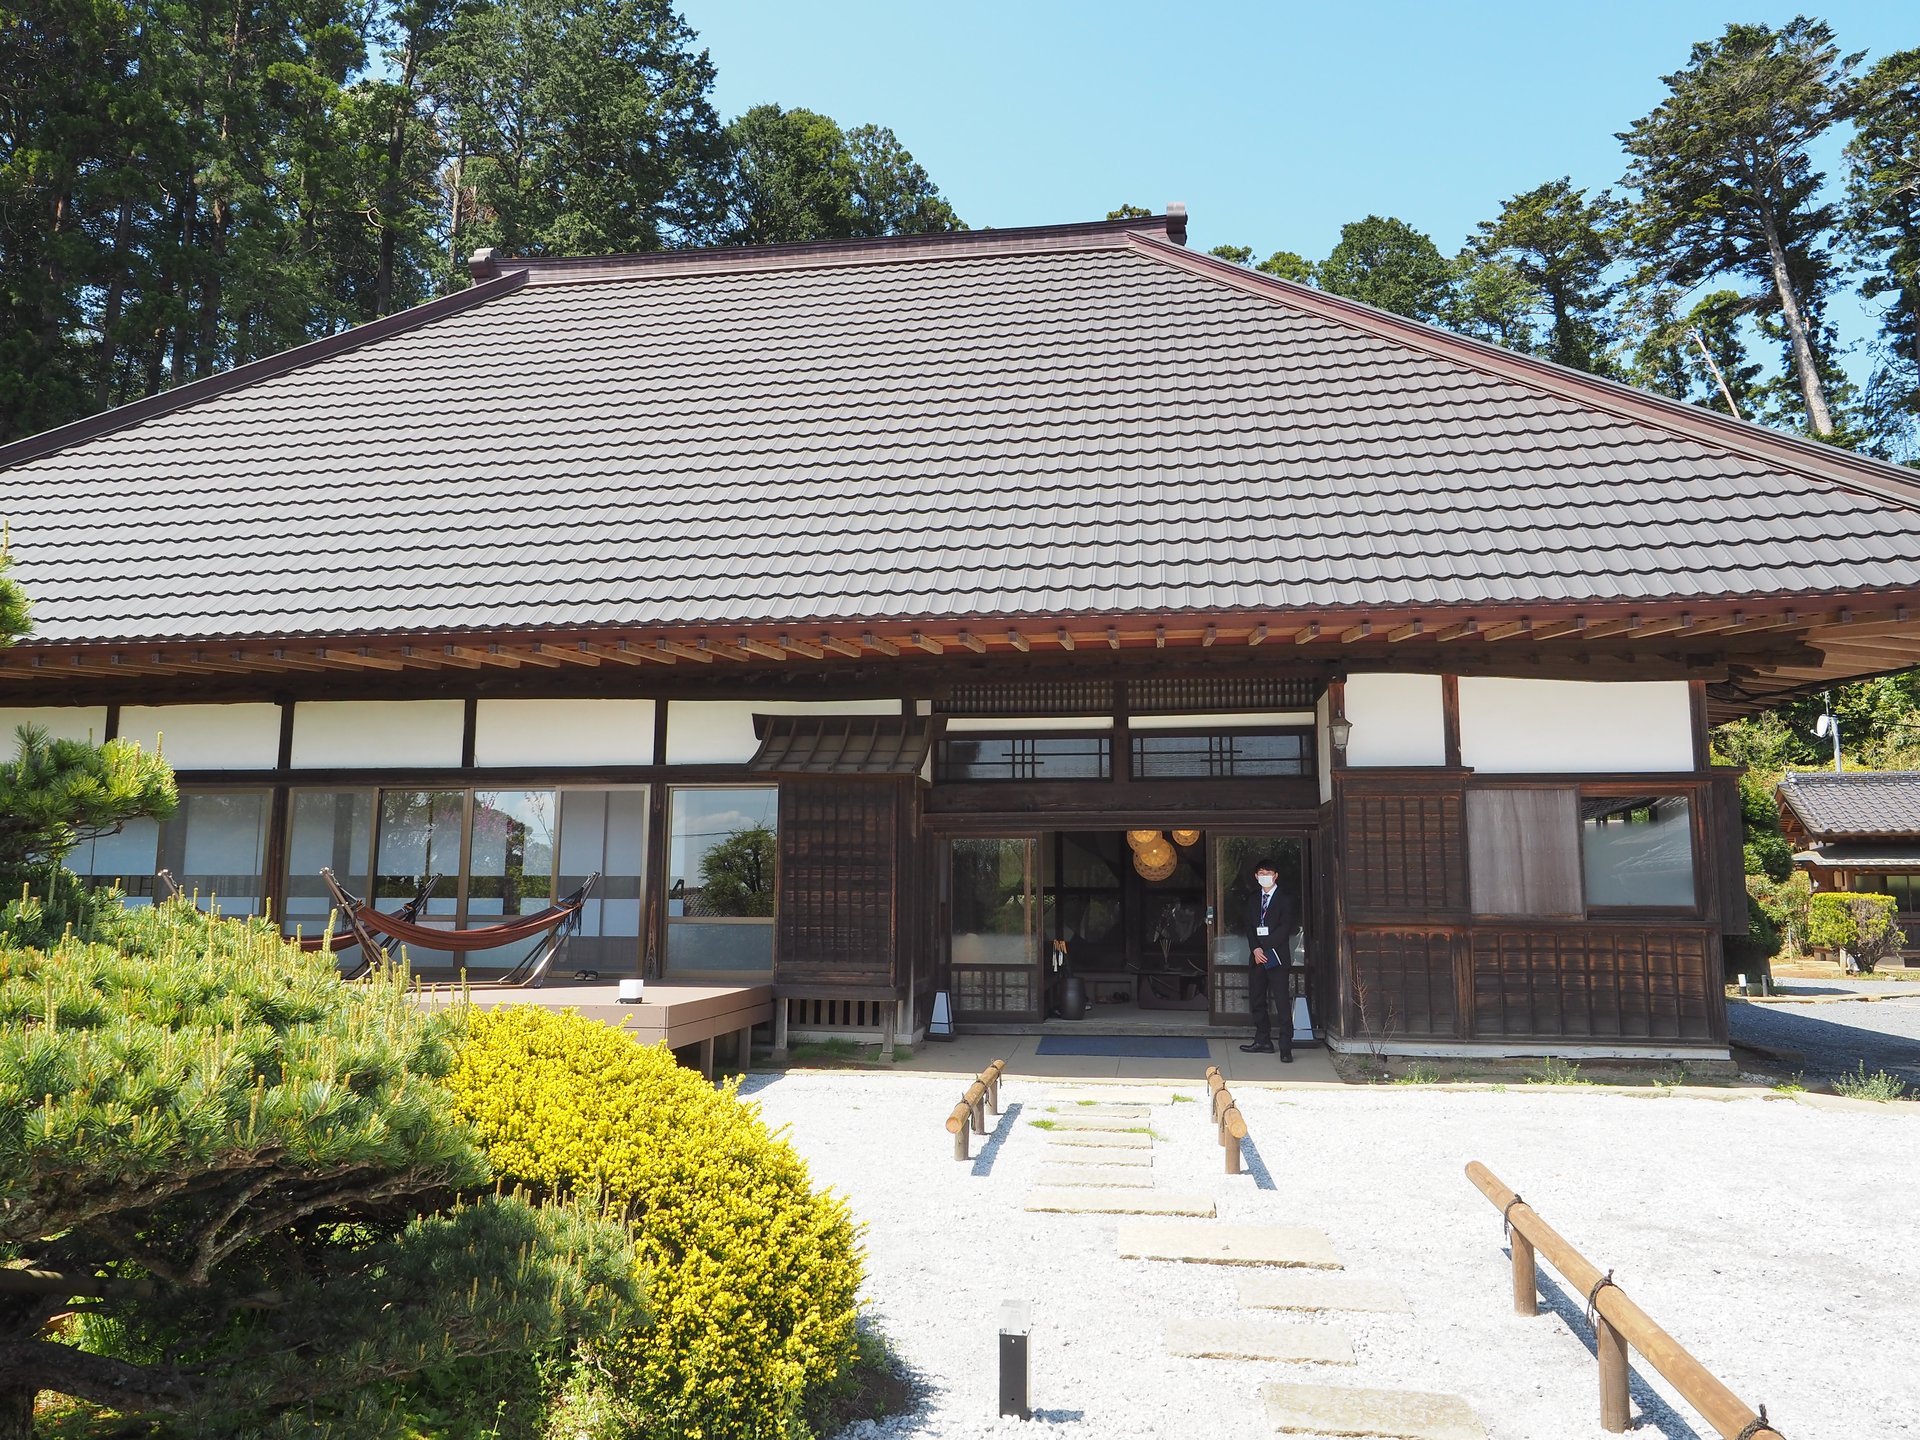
left=1123, top=233, right=1920, bottom=515
left=0, top=271, right=531, bottom=470
left=474, top=211, right=1189, bottom=287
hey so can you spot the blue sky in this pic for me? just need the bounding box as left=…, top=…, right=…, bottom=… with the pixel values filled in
left=681, top=1, right=1914, bottom=375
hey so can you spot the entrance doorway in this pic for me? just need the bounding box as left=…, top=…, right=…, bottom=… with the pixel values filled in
left=943, top=828, right=1312, bottom=1032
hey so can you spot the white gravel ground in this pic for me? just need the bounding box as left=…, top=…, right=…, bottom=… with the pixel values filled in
left=738, top=1071, right=1920, bottom=1440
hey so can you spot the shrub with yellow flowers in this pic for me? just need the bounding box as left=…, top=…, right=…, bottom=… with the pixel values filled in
left=447, top=1006, right=863, bottom=1440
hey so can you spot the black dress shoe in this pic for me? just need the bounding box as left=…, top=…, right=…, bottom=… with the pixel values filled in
left=1280, top=1051, right=1294, bottom=1063
left=1239, top=1041, right=1275, bottom=1053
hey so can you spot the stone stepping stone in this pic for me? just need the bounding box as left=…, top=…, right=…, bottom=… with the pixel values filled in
left=1237, top=1272, right=1411, bottom=1314
left=1044, top=1144, right=1153, bottom=1167
left=1043, top=1114, right=1152, bottom=1132
left=1046, top=1103, right=1152, bottom=1119
left=1165, top=1317, right=1353, bottom=1364
left=1045, top=1128, right=1151, bottom=1149
left=1262, top=1382, right=1485, bottom=1440
left=1034, top=1164, right=1155, bottom=1188
left=1117, top=1221, right=1339, bottom=1269
left=1026, top=1188, right=1215, bottom=1217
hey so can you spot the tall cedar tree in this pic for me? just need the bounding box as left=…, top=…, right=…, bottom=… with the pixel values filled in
left=1620, top=19, right=1859, bottom=437
left=1466, top=179, right=1619, bottom=374
left=426, top=0, right=730, bottom=258
left=1317, top=215, right=1453, bottom=324
left=1844, top=48, right=1920, bottom=458
left=723, top=107, right=961, bottom=245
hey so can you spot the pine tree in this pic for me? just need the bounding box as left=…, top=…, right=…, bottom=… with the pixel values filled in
left=1844, top=48, right=1920, bottom=461
left=1466, top=179, right=1619, bottom=374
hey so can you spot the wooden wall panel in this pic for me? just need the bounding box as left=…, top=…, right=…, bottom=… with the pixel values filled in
left=1347, top=928, right=1459, bottom=1040
left=776, top=780, right=898, bottom=989
left=1469, top=927, right=1719, bottom=1042
left=1466, top=788, right=1582, bottom=917
left=1342, top=787, right=1468, bottom=917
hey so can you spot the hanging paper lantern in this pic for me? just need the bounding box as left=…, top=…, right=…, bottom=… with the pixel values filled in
left=1170, top=828, right=1201, bottom=848
left=1126, top=829, right=1162, bottom=852
left=1133, top=839, right=1178, bottom=882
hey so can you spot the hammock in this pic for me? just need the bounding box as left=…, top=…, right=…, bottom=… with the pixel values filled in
left=155, top=870, right=439, bottom=953
left=320, top=866, right=599, bottom=988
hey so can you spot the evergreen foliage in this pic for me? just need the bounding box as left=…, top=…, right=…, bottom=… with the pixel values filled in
left=1844, top=47, right=1920, bottom=461
left=1316, top=215, right=1454, bottom=324
left=0, top=904, right=642, bottom=1438
left=448, top=1006, right=864, bottom=1440
left=1806, top=890, right=1904, bottom=972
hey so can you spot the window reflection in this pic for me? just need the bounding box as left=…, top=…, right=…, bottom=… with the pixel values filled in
left=665, top=786, right=778, bottom=972
left=1580, top=795, right=1694, bottom=908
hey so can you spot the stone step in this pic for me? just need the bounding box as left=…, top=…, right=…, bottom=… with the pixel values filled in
left=1026, top=1188, right=1216, bottom=1217
left=1237, top=1271, right=1411, bottom=1314
left=1262, top=1382, right=1485, bottom=1440
left=1044, top=1144, right=1153, bottom=1167
left=1165, top=1317, right=1354, bottom=1364
left=1045, top=1103, right=1153, bottom=1119
left=1042, top=1113, right=1153, bottom=1132
left=1034, top=1164, right=1156, bottom=1189
left=1117, top=1221, right=1340, bottom=1269
left=1045, top=1128, right=1152, bottom=1149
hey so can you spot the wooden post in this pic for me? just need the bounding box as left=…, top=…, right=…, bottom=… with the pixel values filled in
left=1597, top=1313, right=1631, bottom=1432
left=1224, top=1131, right=1242, bottom=1174
left=771, top=998, right=789, bottom=1062
left=1511, top=1230, right=1538, bottom=1316
left=879, top=1005, right=896, bottom=1063
left=699, top=1035, right=715, bottom=1082
left=948, top=1103, right=971, bottom=1161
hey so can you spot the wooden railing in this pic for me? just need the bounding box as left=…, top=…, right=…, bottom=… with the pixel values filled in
left=1467, top=1162, right=1787, bottom=1439
left=946, top=1060, right=1006, bottom=1160
left=1202, top=1065, right=1250, bottom=1173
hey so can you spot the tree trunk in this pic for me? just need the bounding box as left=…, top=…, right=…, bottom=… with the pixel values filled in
left=1758, top=213, right=1834, bottom=435
left=95, top=193, right=138, bottom=406
left=0, top=1384, right=32, bottom=1440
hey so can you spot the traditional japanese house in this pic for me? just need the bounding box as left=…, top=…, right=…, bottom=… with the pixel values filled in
left=9, top=208, right=1920, bottom=1061
left=1778, top=771, right=1920, bottom=964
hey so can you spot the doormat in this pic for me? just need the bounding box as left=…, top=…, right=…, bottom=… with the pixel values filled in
left=1034, top=1034, right=1212, bottom=1059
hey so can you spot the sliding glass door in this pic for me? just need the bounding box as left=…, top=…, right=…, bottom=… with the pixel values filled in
left=1209, top=835, right=1309, bottom=1031
left=947, top=834, right=1042, bottom=1022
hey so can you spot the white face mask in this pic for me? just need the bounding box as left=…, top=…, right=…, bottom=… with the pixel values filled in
left=1257, top=875, right=1276, bottom=892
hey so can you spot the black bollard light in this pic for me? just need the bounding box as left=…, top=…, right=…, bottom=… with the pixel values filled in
left=998, top=1299, right=1030, bottom=1420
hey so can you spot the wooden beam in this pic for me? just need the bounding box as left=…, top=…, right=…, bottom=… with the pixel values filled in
left=1248, top=623, right=1269, bottom=646
left=778, top=633, right=825, bottom=659
left=1006, top=629, right=1030, bottom=652
left=956, top=631, right=987, bottom=653
left=1479, top=618, right=1531, bottom=643
left=531, top=642, right=597, bottom=667
left=735, top=635, right=788, bottom=661
left=1387, top=619, right=1424, bottom=643
left=862, top=632, right=900, bottom=657
left=1626, top=613, right=1694, bottom=640
left=657, top=639, right=714, bottom=664
left=506, top=645, right=566, bottom=669
left=1106, top=626, right=1120, bottom=650
left=697, top=637, right=754, bottom=662
left=447, top=645, right=522, bottom=669
left=820, top=634, right=864, bottom=658
left=1578, top=616, right=1641, bottom=641
left=1338, top=620, right=1372, bottom=643
left=1154, top=625, right=1166, bottom=649
left=1527, top=618, right=1587, bottom=643
left=1430, top=619, right=1480, bottom=642
left=1056, top=628, right=1075, bottom=651
left=908, top=632, right=944, bottom=655
left=1291, top=623, right=1319, bottom=646
left=1202, top=624, right=1217, bottom=647
left=582, top=641, right=669, bottom=666
left=423, top=646, right=486, bottom=670
left=317, top=647, right=409, bottom=672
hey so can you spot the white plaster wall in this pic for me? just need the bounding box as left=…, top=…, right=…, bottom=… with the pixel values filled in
left=1125, top=711, right=1315, bottom=731
left=473, top=699, right=655, bottom=767
left=1457, top=678, right=1695, bottom=773
left=0, top=706, right=110, bottom=747
left=943, top=715, right=1112, bottom=733
left=290, top=700, right=464, bottom=769
left=1341, top=674, right=1447, bottom=767
left=117, top=703, right=281, bottom=770
left=664, top=699, right=900, bottom=765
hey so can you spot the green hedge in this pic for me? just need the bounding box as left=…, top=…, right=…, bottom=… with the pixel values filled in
left=448, top=1007, right=863, bottom=1440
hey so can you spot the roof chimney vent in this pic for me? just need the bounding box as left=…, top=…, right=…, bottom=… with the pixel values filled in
left=1164, top=203, right=1188, bottom=246
left=469, top=247, right=501, bottom=281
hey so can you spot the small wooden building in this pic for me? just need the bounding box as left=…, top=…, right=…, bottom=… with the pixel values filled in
left=9, top=208, right=1920, bottom=1061
left=1777, top=772, right=1920, bottom=965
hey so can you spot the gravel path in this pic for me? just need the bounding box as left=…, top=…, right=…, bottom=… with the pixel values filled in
left=740, top=1072, right=1920, bottom=1440
left=1728, top=993, right=1920, bottom=1088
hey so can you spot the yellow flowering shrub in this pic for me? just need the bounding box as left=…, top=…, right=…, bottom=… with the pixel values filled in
left=447, top=1006, right=862, bottom=1440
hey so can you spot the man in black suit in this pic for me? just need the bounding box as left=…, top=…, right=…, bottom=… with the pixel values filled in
left=1239, top=860, right=1296, bottom=1061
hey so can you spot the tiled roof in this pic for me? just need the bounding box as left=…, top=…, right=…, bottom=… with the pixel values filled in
left=8, top=217, right=1920, bottom=645
left=1778, top=772, right=1920, bottom=838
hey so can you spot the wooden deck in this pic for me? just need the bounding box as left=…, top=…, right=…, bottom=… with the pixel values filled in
left=419, top=980, right=774, bottom=1079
